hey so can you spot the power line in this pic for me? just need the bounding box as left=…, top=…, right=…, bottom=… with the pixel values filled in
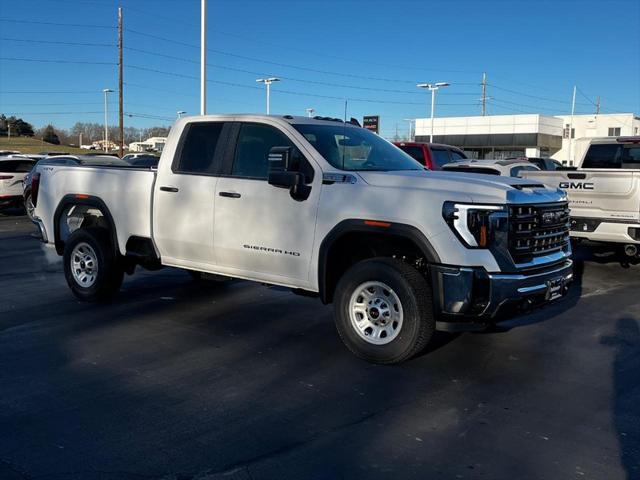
left=0, top=17, right=114, bottom=29
left=0, top=37, right=114, bottom=47
left=126, top=63, right=478, bottom=106
left=0, top=56, right=115, bottom=65
left=489, top=83, right=590, bottom=106
left=124, top=46, right=479, bottom=96
left=125, top=28, right=476, bottom=86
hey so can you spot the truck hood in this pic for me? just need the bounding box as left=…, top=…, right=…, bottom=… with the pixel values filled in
left=357, top=170, right=566, bottom=204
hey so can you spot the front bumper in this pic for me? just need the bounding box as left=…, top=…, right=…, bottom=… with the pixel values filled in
left=432, top=259, right=573, bottom=320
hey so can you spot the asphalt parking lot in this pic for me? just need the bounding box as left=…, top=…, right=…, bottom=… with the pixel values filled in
left=1, top=213, right=639, bottom=480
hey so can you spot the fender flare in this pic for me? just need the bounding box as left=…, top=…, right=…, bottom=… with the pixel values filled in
left=317, top=219, right=441, bottom=303
left=53, top=194, right=119, bottom=255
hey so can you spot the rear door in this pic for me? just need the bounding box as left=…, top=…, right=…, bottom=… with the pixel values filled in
left=152, top=121, right=231, bottom=269
left=213, top=121, right=321, bottom=287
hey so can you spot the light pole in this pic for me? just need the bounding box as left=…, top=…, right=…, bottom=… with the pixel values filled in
left=256, top=77, right=280, bottom=114
left=102, top=88, right=113, bottom=153
left=417, top=82, right=449, bottom=142
left=306, top=108, right=315, bottom=118
left=200, top=0, right=206, bottom=115
left=177, top=111, right=187, bottom=119
left=403, top=118, right=415, bottom=141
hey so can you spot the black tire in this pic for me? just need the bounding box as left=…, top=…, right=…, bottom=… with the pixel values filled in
left=63, top=228, right=124, bottom=302
left=334, top=257, right=434, bottom=364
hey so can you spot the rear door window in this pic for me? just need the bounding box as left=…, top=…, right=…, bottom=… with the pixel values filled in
left=582, top=144, right=621, bottom=168
left=174, top=122, right=226, bottom=174
left=430, top=148, right=452, bottom=169
left=621, top=146, right=640, bottom=169
left=397, top=145, right=425, bottom=164
left=449, top=150, right=467, bottom=162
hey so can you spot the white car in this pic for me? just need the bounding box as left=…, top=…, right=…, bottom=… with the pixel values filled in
left=0, top=156, right=36, bottom=210
left=442, top=159, right=541, bottom=177
left=32, top=115, right=572, bottom=364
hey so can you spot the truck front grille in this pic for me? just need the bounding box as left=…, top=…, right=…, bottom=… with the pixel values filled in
left=508, top=202, right=570, bottom=264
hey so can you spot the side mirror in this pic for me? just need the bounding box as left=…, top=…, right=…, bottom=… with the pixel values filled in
left=267, top=146, right=312, bottom=201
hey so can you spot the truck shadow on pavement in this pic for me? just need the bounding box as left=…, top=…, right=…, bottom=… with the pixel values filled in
left=601, top=317, right=640, bottom=480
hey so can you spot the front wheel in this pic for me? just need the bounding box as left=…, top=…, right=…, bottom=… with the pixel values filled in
left=333, top=258, right=435, bottom=364
left=63, top=228, right=124, bottom=302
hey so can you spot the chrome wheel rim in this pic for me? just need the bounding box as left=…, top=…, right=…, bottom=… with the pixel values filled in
left=71, top=242, right=98, bottom=288
left=26, top=196, right=35, bottom=220
left=348, top=281, right=404, bottom=345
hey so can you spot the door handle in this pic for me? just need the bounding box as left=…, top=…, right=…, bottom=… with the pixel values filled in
left=160, top=186, right=179, bottom=193
left=567, top=173, right=586, bottom=179
left=219, top=191, right=241, bottom=198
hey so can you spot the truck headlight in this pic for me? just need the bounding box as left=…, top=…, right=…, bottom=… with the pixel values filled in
left=443, top=202, right=505, bottom=248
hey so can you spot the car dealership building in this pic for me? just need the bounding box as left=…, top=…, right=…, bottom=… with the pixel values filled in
left=414, top=113, right=640, bottom=164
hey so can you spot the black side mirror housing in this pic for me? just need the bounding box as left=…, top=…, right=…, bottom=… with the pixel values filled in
left=267, top=146, right=312, bottom=201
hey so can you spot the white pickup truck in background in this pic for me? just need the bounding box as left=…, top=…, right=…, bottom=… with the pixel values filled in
left=521, top=136, right=640, bottom=257
left=31, top=114, right=573, bottom=364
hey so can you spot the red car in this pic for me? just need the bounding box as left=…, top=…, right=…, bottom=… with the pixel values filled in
left=393, top=142, right=468, bottom=170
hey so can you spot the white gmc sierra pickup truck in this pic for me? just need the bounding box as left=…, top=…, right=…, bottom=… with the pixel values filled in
left=32, top=115, right=573, bottom=363
left=522, top=136, right=640, bottom=257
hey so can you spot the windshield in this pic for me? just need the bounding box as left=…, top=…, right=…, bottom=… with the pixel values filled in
left=293, top=124, right=423, bottom=171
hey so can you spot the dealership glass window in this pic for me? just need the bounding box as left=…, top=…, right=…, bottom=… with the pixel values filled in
left=175, top=122, right=224, bottom=174
left=430, top=148, right=452, bottom=168
left=582, top=144, right=621, bottom=168
left=608, top=127, right=621, bottom=137
left=232, top=123, right=293, bottom=179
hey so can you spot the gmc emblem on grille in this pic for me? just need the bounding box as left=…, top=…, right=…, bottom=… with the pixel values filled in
left=559, top=181, right=594, bottom=190
left=542, top=211, right=563, bottom=225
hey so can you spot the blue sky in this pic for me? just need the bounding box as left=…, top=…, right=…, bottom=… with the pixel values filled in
left=0, top=0, right=638, bottom=137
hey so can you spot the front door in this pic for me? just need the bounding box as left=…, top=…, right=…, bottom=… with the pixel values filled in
left=213, top=122, right=320, bottom=287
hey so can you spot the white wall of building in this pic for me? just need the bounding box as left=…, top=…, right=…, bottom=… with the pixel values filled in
left=414, top=114, right=562, bottom=137
left=553, top=113, right=640, bottom=163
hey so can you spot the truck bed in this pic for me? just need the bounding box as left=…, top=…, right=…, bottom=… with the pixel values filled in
left=36, top=165, right=156, bottom=254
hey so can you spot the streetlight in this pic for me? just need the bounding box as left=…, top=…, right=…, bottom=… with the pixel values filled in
left=102, top=88, right=113, bottom=153
left=177, top=111, right=187, bottom=119
left=417, top=82, right=449, bottom=142
left=256, top=77, right=280, bottom=115
left=403, top=118, right=415, bottom=141
left=306, top=108, right=315, bottom=118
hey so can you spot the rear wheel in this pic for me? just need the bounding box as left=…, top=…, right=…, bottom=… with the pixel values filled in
left=334, top=257, right=434, bottom=364
left=63, top=228, right=124, bottom=302
left=25, top=194, right=35, bottom=221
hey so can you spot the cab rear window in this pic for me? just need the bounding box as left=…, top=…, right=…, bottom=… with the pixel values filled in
left=0, top=160, right=35, bottom=173
left=582, top=144, right=620, bottom=168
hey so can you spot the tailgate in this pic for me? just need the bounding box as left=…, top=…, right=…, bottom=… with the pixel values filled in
left=521, top=170, right=640, bottom=221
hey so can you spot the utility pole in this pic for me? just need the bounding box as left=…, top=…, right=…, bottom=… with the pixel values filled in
left=595, top=96, right=601, bottom=115
left=481, top=72, right=487, bottom=116
left=118, top=6, right=124, bottom=157
left=7, top=124, right=10, bottom=139
left=79, top=132, right=82, bottom=148
left=568, top=85, right=577, bottom=165
left=103, top=88, right=113, bottom=153
left=200, top=0, right=207, bottom=115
